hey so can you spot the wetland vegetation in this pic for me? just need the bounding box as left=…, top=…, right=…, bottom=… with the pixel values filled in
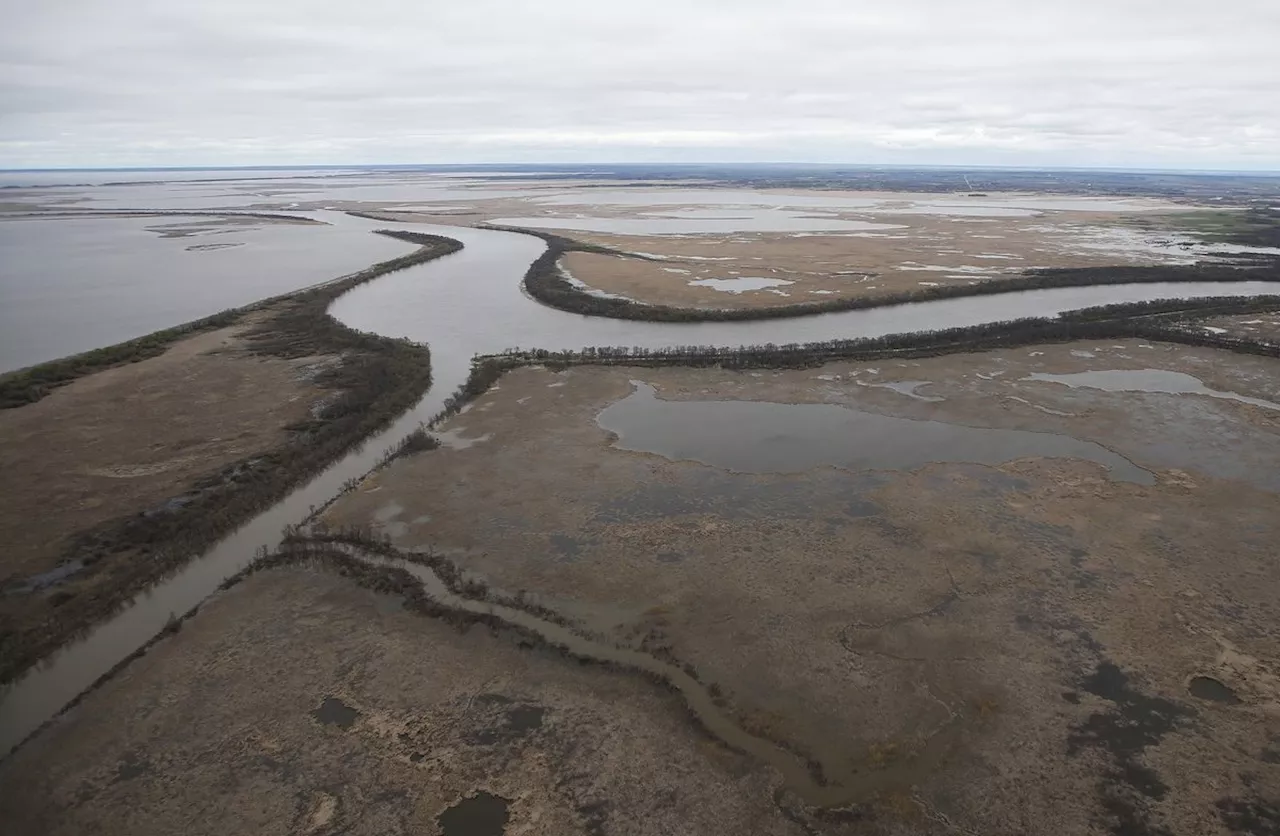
left=0, top=229, right=462, bottom=685
left=515, top=224, right=1280, bottom=323
left=7, top=171, right=1280, bottom=835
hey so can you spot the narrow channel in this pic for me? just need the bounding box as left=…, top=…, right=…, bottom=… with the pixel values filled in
left=317, top=541, right=955, bottom=808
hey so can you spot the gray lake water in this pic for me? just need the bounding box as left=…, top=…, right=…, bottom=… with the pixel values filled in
left=597, top=382, right=1152, bottom=482
left=0, top=212, right=412, bottom=371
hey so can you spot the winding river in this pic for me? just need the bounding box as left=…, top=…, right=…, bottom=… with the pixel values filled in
left=0, top=209, right=1272, bottom=756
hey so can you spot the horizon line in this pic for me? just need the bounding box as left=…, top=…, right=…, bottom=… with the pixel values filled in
left=3, top=161, right=1280, bottom=177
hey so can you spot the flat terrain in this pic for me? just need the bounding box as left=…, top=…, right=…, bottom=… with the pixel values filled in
left=1198, top=308, right=1280, bottom=343
left=0, top=317, right=329, bottom=581
left=365, top=189, right=1263, bottom=310
left=554, top=213, right=1202, bottom=309
left=6, top=173, right=1280, bottom=835
left=320, top=342, right=1280, bottom=834
left=16, top=340, right=1277, bottom=834
left=0, top=316, right=343, bottom=680
left=0, top=566, right=794, bottom=836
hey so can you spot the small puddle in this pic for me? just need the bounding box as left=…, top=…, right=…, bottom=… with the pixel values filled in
left=312, top=696, right=360, bottom=728
left=688, top=277, right=795, bottom=294
left=1023, top=369, right=1280, bottom=412
left=596, top=382, right=1152, bottom=483
left=1188, top=676, right=1241, bottom=704
left=438, top=790, right=510, bottom=836
left=858, top=380, right=945, bottom=403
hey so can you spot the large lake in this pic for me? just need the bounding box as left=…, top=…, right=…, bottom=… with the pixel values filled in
left=0, top=213, right=412, bottom=372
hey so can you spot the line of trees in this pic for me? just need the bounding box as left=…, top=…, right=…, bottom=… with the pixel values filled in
left=482, top=295, right=1280, bottom=374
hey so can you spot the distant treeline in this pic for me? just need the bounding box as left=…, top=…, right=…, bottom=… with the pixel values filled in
left=0, top=230, right=462, bottom=685
left=499, top=225, right=1280, bottom=324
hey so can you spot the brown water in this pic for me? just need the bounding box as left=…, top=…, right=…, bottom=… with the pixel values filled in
left=1187, top=676, right=1241, bottom=704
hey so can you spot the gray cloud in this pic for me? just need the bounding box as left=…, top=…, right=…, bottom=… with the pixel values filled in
left=1, top=0, right=1277, bottom=168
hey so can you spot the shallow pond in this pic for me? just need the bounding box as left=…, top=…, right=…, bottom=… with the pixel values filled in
left=597, top=382, right=1153, bottom=482
left=688, top=276, right=795, bottom=293
left=1024, top=369, right=1280, bottom=412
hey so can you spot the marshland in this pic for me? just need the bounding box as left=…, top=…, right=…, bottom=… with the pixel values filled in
left=2, top=167, right=1279, bottom=836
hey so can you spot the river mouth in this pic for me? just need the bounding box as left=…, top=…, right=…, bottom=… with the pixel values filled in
left=596, top=381, right=1153, bottom=483
left=0, top=212, right=414, bottom=373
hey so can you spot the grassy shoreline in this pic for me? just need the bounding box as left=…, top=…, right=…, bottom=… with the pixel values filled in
left=0, top=229, right=455, bottom=408
left=499, top=225, right=1280, bottom=324
left=0, top=229, right=462, bottom=685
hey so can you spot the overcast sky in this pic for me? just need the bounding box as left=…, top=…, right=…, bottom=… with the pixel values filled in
left=2, top=0, right=1277, bottom=170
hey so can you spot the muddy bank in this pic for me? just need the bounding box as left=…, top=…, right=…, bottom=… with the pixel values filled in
left=0, top=231, right=462, bottom=685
